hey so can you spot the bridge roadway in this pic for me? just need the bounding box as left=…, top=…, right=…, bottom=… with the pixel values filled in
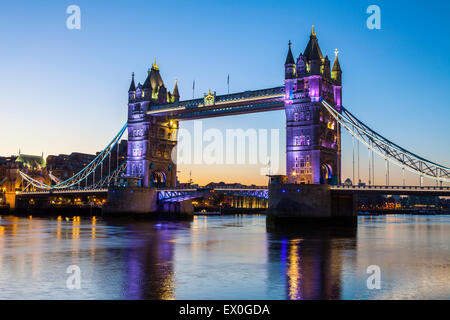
left=16, top=185, right=450, bottom=201
left=146, top=86, right=285, bottom=120
left=330, top=185, right=450, bottom=197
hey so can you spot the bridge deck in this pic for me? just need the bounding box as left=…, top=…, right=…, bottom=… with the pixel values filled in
left=331, top=185, right=450, bottom=197
left=17, top=185, right=450, bottom=199
left=147, top=87, right=285, bottom=120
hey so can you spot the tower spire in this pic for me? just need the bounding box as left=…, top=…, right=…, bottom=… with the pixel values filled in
left=152, top=58, right=159, bottom=71
left=128, top=72, right=136, bottom=92
left=285, top=40, right=295, bottom=65
left=173, top=78, right=180, bottom=101
left=332, top=48, right=341, bottom=72
left=332, top=48, right=342, bottom=83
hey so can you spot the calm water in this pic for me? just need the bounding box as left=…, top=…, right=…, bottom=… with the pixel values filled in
left=0, top=214, right=449, bottom=300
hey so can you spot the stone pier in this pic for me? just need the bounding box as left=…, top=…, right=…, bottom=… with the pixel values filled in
left=102, top=187, right=193, bottom=219
left=267, top=184, right=356, bottom=227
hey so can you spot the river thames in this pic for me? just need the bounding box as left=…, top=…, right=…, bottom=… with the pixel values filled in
left=0, top=214, right=448, bottom=300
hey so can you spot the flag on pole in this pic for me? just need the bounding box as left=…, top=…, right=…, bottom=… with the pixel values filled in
left=227, top=74, right=230, bottom=94
left=192, top=80, right=195, bottom=98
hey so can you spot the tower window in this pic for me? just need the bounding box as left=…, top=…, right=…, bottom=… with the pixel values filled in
left=300, top=112, right=305, bottom=121
left=299, top=136, right=305, bottom=146
left=306, top=111, right=311, bottom=121
left=306, top=136, right=310, bottom=146
left=300, top=159, right=305, bottom=167
left=294, top=113, right=298, bottom=121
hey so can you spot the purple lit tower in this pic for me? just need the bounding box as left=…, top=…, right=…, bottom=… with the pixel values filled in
left=126, top=61, right=180, bottom=187
left=284, top=27, right=343, bottom=184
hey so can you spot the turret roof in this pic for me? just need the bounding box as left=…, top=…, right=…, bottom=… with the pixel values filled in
left=285, top=40, right=295, bottom=65
left=173, top=79, right=180, bottom=98
left=143, top=60, right=165, bottom=90
left=128, top=72, right=136, bottom=92
left=332, top=49, right=342, bottom=72
left=303, top=26, right=323, bottom=61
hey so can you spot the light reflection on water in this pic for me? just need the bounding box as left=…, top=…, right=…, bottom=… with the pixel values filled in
left=0, top=214, right=449, bottom=299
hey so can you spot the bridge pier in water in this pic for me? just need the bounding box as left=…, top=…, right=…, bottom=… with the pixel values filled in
left=103, top=186, right=193, bottom=218
left=267, top=183, right=356, bottom=227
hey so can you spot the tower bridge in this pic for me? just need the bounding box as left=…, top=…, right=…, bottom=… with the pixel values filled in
left=9, top=27, right=450, bottom=221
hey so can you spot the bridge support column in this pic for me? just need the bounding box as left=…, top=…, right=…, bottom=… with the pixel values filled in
left=4, top=192, right=16, bottom=211
left=103, top=187, right=158, bottom=216
left=103, top=187, right=193, bottom=219
left=267, top=184, right=356, bottom=227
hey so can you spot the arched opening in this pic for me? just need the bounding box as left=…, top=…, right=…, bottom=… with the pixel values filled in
left=320, top=163, right=333, bottom=184
left=151, top=171, right=167, bottom=187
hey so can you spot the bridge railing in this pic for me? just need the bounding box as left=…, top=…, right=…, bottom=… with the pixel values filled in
left=332, top=185, right=450, bottom=191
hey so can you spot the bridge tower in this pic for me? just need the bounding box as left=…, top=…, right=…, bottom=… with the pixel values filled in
left=284, top=27, right=342, bottom=185
left=126, top=62, right=180, bottom=187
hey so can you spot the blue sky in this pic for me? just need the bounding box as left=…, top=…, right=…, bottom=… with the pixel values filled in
left=0, top=0, right=449, bottom=185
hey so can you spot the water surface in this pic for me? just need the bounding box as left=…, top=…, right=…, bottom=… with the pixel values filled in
left=0, top=214, right=449, bottom=299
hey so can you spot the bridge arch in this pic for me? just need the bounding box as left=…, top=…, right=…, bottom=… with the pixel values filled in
left=151, top=171, right=167, bottom=187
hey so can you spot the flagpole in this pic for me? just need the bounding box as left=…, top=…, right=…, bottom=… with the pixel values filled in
left=192, top=80, right=195, bottom=99
left=227, top=74, right=230, bottom=94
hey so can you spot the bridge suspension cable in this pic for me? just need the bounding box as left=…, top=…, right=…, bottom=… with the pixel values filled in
left=19, top=123, right=128, bottom=190
left=84, top=161, right=127, bottom=190
left=320, top=98, right=450, bottom=183
left=48, top=172, right=62, bottom=184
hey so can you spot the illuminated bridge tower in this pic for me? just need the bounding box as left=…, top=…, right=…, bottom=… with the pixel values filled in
left=284, top=27, right=343, bottom=185
left=126, top=62, right=180, bottom=187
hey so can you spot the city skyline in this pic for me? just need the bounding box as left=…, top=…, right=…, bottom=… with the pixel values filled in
left=1, top=0, right=449, bottom=186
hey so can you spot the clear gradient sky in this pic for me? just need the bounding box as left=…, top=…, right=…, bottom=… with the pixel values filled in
left=0, top=0, right=449, bottom=186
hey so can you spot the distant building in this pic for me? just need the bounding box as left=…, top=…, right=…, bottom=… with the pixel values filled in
left=16, top=152, right=46, bottom=170
left=46, top=152, right=96, bottom=180
left=46, top=139, right=127, bottom=182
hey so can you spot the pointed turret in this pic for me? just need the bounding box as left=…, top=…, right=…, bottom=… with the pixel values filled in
left=332, top=48, right=342, bottom=84
left=285, top=40, right=295, bottom=79
left=143, top=59, right=165, bottom=91
left=173, top=79, right=180, bottom=101
left=303, top=25, right=323, bottom=61
left=128, top=72, right=136, bottom=92
left=304, top=26, right=323, bottom=75
left=285, top=40, right=295, bottom=65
